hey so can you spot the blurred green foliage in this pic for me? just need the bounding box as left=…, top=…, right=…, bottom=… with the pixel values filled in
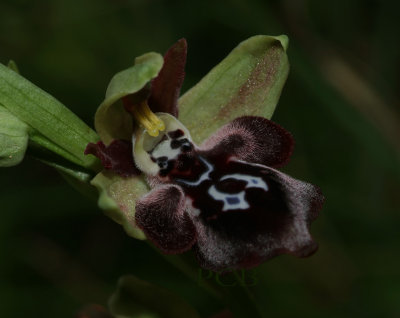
left=1, top=0, right=399, bottom=317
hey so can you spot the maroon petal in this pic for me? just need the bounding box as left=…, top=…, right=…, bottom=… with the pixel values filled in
left=85, top=140, right=140, bottom=177
left=200, top=116, right=294, bottom=168
left=148, top=38, right=187, bottom=116
left=189, top=161, right=323, bottom=271
left=135, top=184, right=197, bottom=253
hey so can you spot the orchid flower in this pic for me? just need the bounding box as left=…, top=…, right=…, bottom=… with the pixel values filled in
left=85, top=37, right=324, bottom=271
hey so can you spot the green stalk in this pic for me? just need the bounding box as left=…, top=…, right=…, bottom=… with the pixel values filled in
left=147, top=242, right=223, bottom=300
left=149, top=242, right=264, bottom=318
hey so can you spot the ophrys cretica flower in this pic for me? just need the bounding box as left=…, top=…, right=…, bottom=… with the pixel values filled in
left=86, top=37, right=324, bottom=271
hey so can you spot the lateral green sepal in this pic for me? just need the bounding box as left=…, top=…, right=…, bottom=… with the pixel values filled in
left=178, top=35, right=289, bottom=144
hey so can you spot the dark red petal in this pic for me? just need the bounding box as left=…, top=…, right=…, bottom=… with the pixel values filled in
left=200, top=116, right=294, bottom=168
left=191, top=161, right=324, bottom=271
left=135, top=184, right=197, bottom=254
left=148, top=38, right=187, bottom=116
left=84, top=140, right=140, bottom=177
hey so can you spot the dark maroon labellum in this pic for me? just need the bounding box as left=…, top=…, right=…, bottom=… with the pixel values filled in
left=150, top=134, right=291, bottom=241
left=135, top=116, right=324, bottom=271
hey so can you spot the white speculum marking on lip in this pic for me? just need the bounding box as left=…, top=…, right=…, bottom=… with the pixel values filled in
left=208, top=186, right=249, bottom=211
left=176, top=156, right=214, bottom=186
left=208, top=174, right=269, bottom=212
left=220, top=174, right=268, bottom=191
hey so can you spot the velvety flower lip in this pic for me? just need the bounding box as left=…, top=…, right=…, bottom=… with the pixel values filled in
left=134, top=115, right=324, bottom=271
left=85, top=37, right=324, bottom=271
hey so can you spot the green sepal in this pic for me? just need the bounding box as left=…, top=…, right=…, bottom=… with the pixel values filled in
left=109, top=275, right=201, bottom=318
left=91, top=171, right=149, bottom=240
left=178, top=35, right=290, bottom=144
left=0, top=105, right=29, bottom=167
left=0, top=63, right=99, bottom=170
left=95, top=52, right=164, bottom=144
left=38, top=158, right=93, bottom=183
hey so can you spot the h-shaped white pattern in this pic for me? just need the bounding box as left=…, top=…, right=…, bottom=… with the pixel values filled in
left=176, top=156, right=214, bottom=186
left=176, top=156, right=269, bottom=212
left=208, top=174, right=269, bottom=211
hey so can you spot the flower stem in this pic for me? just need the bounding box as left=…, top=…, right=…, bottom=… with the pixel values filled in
left=147, top=242, right=223, bottom=300
left=225, top=271, right=264, bottom=318
left=148, top=242, right=264, bottom=318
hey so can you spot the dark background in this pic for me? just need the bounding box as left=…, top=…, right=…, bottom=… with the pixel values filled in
left=1, top=0, right=399, bottom=317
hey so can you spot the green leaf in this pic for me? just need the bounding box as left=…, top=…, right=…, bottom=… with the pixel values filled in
left=109, top=275, right=201, bottom=318
left=95, top=52, right=163, bottom=144
left=0, top=63, right=99, bottom=170
left=91, top=171, right=149, bottom=240
left=0, top=106, right=29, bottom=167
left=178, top=35, right=289, bottom=144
